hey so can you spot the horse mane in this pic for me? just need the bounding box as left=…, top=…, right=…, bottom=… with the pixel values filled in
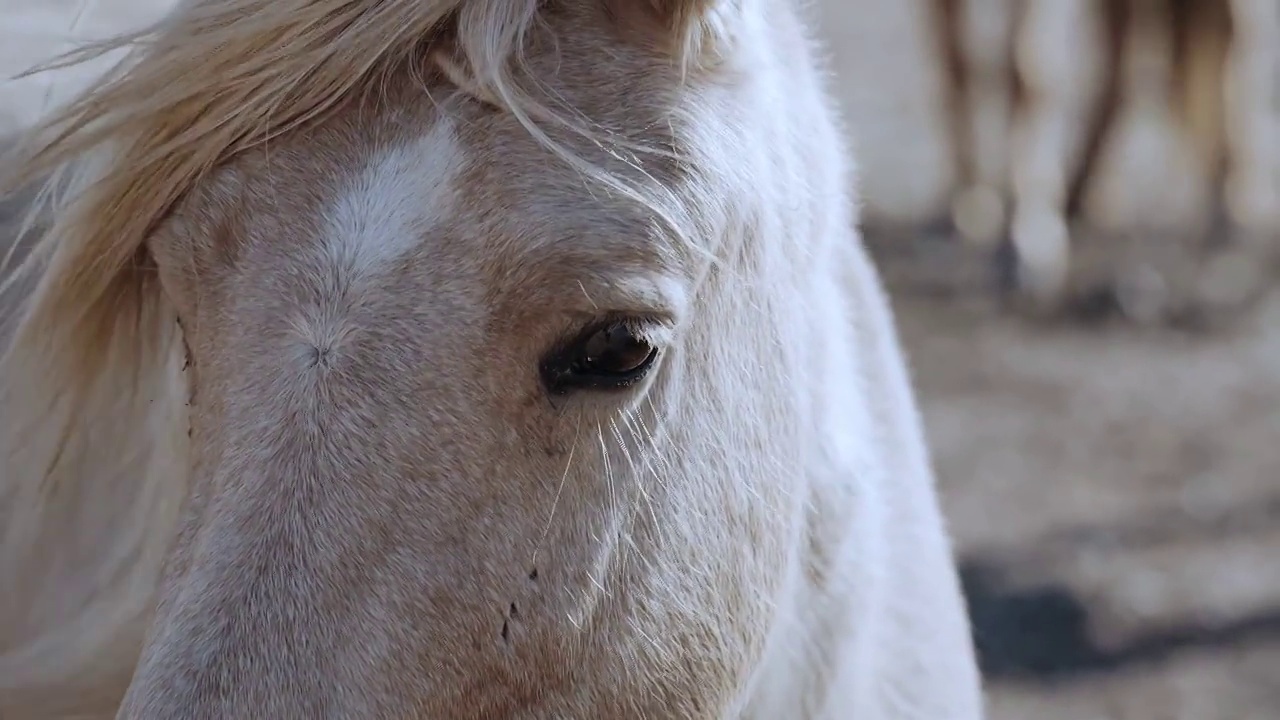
left=2, top=0, right=719, bottom=368
left=5, top=0, right=543, bottom=370
left=0, top=0, right=717, bottom=709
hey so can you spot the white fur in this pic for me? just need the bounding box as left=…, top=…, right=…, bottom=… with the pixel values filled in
left=322, top=121, right=464, bottom=276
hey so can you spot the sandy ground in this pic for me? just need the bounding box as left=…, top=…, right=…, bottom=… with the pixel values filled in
left=873, top=237, right=1280, bottom=719
left=3, top=3, right=1280, bottom=718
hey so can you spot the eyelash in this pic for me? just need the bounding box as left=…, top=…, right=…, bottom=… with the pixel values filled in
left=540, top=318, right=661, bottom=395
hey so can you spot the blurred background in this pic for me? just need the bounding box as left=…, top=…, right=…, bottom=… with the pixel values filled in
left=819, top=2, right=1280, bottom=718
left=4, top=1, right=1280, bottom=718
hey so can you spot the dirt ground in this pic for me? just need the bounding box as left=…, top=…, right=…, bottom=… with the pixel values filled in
left=871, top=236, right=1280, bottom=720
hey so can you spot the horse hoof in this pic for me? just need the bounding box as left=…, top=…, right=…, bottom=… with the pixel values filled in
left=1010, top=206, right=1071, bottom=308
left=952, top=185, right=1006, bottom=250
left=1113, top=262, right=1170, bottom=325
left=1225, top=171, right=1280, bottom=237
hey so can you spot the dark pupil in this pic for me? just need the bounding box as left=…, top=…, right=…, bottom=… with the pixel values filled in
left=579, top=325, right=652, bottom=374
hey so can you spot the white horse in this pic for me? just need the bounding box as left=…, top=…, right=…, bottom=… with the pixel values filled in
left=0, top=0, right=984, bottom=717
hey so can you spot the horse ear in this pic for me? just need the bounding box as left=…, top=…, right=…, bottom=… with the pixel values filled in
left=605, top=0, right=746, bottom=61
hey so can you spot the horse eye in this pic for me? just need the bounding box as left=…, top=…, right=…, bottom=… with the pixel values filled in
left=542, top=321, right=659, bottom=394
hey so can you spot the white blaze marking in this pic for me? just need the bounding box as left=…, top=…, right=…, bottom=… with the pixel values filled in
left=322, top=119, right=464, bottom=276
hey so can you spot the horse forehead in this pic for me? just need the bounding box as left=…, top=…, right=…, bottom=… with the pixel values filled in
left=319, top=118, right=466, bottom=276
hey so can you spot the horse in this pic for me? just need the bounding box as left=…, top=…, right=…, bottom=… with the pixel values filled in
left=929, top=0, right=1280, bottom=311
left=0, top=0, right=985, bottom=717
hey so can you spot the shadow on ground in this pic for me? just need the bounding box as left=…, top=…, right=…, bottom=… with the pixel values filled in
left=963, top=559, right=1280, bottom=682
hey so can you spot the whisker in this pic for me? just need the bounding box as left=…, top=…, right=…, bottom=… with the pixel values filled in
left=610, top=416, right=662, bottom=540
left=531, top=416, right=579, bottom=568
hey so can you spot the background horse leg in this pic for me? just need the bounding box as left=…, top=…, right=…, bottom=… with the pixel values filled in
left=948, top=0, right=1017, bottom=249
left=929, top=0, right=971, bottom=231
left=1164, top=0, right=1258, bottom=317
left=1222, top=0, right=1280, bottom=240
left=1008, top=0, right=1109, bottom=307
left=1077, top=0, right=1210, bottom=323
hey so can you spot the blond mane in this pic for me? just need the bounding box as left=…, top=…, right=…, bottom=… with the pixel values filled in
left=7, top=0, right=527, bottom=366
left=3, top=0, right=727, bottom=368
